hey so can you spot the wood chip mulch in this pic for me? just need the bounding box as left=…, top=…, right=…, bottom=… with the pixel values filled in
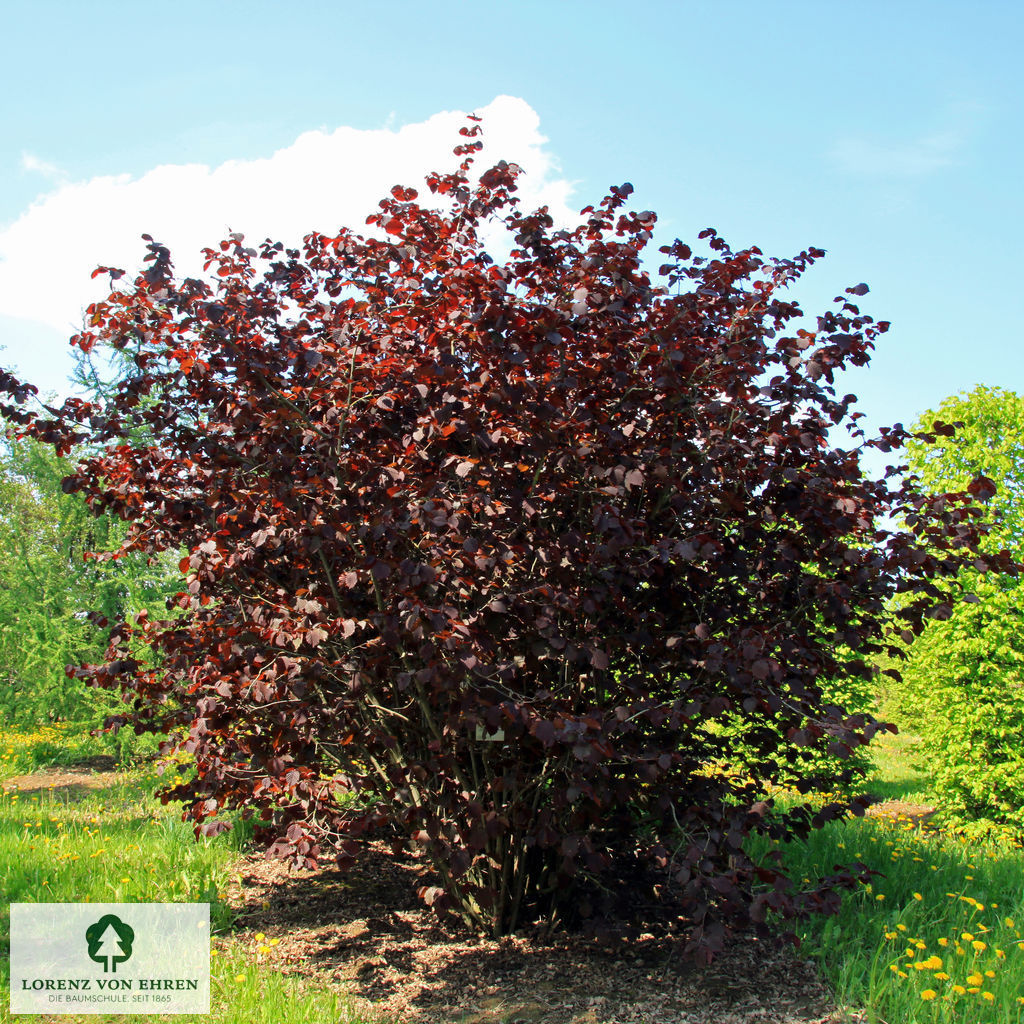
left=220, top=842, right=866, bottom=1024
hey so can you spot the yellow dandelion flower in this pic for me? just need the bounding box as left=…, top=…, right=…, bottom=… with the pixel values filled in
left=255, top=932, right=265, bottom=941
left=961, top=932, right=974, bottom=941
left=952, top=985, right=966, bottom=995
left=269, top=938, right=279, bottom=946
left=915, top=941, right=926, bottom=950
left=984, top=970, right=995, bottom=978
left=967, top=973, right=983, bottom=986
left=234, top=975, right=245, bottom=984
left=884, top=931, right=897, bottom=940
left=981, top=992, right=995, bottom=1002
left=1005, top=917, right=1015, bottom=928
left=913, top=892, right=923, bottom=901
left=934, top=972, right=950, bottom=981
left=937, top=937, right=949, bottom=947
left=996, top=948, right=1006, bottom=959
left=897, top=924, right=908, bottom=932
left=972, top=941, right=987, bottom=953
left=919, top=990, right=937, bottom=1001
left=920, top=956, right=942, bottom=970
left=876, top=894, right=885, bottom=901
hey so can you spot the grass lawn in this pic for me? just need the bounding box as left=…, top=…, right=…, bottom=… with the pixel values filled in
left=751, top=728, right=1024, bottom=1023
left=0, top=747, right=378, bottom=1024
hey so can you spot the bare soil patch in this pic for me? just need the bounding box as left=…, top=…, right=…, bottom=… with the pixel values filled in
left=865, top=799, right=937, bottom=828
left=0, top=757, right=121, bottom=799
left=221, top=842, right=864, bottom=1024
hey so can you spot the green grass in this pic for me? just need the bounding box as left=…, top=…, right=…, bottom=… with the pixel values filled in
left=0, top=723, right=117, bottom=780
left=858, top=728, right=933, bottom=804
left=0, top=715, right=167, bottom=782
left=749, top=731, right=1024, bottom=1023
left=0, top=751, right=383, bottom=1024
left=0, top=765, right=241, bottom=914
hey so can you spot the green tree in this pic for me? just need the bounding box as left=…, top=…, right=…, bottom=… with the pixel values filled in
left=894, top=385, right=1024, bottom=837
left=904, top=386, right=1024, bottom=555
left=0, top=428, right=179, bottom=728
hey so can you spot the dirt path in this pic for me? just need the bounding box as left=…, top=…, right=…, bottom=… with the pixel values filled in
left=0, top=757, right=123, bottom=799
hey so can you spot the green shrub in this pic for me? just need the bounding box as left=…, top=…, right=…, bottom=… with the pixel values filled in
left=708, top=666, right=880, bottom=792
left=890, top=386, right=1024, bottom=838
left=900, top=575, right=1024, bottom=839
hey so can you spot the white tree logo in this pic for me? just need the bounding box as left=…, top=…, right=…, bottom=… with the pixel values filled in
left=85, top=915, right=135, bottom=973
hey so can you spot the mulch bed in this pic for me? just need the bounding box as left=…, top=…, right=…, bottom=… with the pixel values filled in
left=221, top=842, right=865, bottom=1024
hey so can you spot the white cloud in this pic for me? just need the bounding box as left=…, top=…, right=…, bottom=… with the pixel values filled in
left=0, top=96, right=576, bottom=334
left=20, top=152, right=66, bottom=182
left=830, top=131, right=962, bottom=176
left=829, top=102, right=985, bottom=177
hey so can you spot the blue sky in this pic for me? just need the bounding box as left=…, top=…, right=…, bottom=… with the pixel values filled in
left=1, top=1, right=1021, bottom=450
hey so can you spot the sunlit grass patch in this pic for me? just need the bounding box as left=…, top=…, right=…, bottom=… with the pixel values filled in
left=861, top=729, right=932, bottom=806
left=0, top=720, right=169, bottom=782
left=0, top=722, right=100, bottom=780
left=749, top=741, right=1024, bottom=1023
left=0, top=755, right=385, bottom=1023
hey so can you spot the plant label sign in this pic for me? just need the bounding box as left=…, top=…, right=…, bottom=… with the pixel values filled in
left=10, top=903, right=210, bottom=1014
